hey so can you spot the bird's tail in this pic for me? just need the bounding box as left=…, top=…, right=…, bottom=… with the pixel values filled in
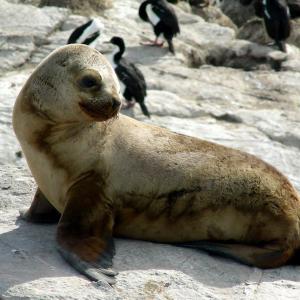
left=167, top=39, right=175, bottom=54
left=139, top=102, right=151, bottom=118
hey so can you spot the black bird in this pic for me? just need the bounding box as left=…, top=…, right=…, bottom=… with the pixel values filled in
left=262, top=0, right=291, bottom=52
left=107, top=37, right=150, bottom=118
left=139, top=0, right=180, bottom=53
left=240, top=0, right=291, bottom=52
left=288, top=0, right=300, bottom=19
left=240, top=0, right=300, bottom=19
left=67, top=19, right=104, bottom=47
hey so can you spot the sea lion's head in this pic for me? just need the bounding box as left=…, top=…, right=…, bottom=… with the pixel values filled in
left=21, top=44, right=122, bottom=123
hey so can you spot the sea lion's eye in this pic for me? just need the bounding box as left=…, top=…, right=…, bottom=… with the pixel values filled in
left=79, top=75, right=101, bottom=89
left=78, top=69, right=103, bottom=91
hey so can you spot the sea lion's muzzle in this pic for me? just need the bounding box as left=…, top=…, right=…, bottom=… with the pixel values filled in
left=79, top=95, right=121, bottom=121
left=76, top=68, right=121, bottom=121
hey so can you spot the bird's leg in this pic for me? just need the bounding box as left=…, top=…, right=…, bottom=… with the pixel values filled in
left=122, top=100, right=136, bottom=109
left=152, top=37, right=164, bottom=47
left=140, top=37, right=164, bottom=47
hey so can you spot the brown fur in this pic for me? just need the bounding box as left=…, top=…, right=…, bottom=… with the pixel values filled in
left=13, top=45, right=300, bottom=280
left=57, top=171, right=113, bottom=262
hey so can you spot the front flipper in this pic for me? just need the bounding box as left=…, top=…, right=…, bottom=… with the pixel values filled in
left=56, top=171, right=117, bottom=285
left=57, top=241, right=117, bottom=285
left=20, top=188, right=61, bottom=224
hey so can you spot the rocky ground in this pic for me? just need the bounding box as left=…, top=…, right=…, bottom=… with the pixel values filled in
left=1, top=0, right=300, bottom=299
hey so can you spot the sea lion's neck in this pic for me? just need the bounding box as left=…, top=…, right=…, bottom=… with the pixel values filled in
left=14, top=97, right=111, bottom=171
left=14, top=92, right=109, bottom=144
left=31, top=118, right=109, bottom=157
left=14, top=99, right=114, bottom=211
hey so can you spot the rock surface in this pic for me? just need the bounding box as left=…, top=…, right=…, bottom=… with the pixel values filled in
left=219, top=0, right=256, bottom=27
left=1, top=0, right=300, bottom=299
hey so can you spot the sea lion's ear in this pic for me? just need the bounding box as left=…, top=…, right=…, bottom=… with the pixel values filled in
left=56, top=171, right=117, bottom=284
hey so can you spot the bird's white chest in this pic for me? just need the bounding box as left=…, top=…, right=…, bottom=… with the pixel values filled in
left=106, top=49, right=126, bottom=95
left=106, top=52, right=126, bottom=95
left=119, top=80, right=126, bottom=95
left=76, top=20, right=102, bottom=46
left=262, top=0, right=271, bottom=19
left=106, top=47, right=120, bottom=68
left=146, top=4, right=160, bottom=26
left=107, top=53, right=117, bottom=69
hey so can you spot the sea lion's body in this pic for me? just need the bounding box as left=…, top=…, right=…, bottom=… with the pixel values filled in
left=13, top=45, right=300, bottom=284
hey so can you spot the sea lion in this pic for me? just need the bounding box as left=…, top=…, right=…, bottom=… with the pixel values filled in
left=13, top=44, right=300, bottom=285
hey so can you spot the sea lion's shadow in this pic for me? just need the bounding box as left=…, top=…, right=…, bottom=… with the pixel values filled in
left=0, top=219, right=74, bottom=295
left=114, top=238, right=300, bottom=287
left=1, top=220, right=300, bottom=295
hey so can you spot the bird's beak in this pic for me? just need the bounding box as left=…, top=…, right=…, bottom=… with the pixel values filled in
left=103, top=41, right=111, bottom=44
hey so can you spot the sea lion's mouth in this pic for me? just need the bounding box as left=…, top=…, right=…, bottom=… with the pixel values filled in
left=79, top=100, right=120, bottom=121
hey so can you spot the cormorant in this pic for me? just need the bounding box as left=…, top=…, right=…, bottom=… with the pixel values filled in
left=67, top=19, right=104, bottom=47
left=139, top=0, right=180, bottom=53
left=107, top=37, right=150, bottom=118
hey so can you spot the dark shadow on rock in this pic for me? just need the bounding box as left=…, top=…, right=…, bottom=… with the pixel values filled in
left=202, top=40, right=287, bottom=71
left=0, top=218, right=75, bottom=294
left=211, top=112, right=243, bottom=123
left=114, top=238, right=300, bottom=288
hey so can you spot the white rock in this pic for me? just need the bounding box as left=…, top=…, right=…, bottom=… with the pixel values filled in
left=0, top=0, right=69, bottom=73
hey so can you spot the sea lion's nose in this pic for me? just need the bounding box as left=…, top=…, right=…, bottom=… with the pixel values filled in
left=112, top=98, right=121, bottom=110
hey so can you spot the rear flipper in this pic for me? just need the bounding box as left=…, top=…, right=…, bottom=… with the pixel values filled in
left=19, top=188, right=60, bottom=224
left=174, top=241, right=293, bottom=268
